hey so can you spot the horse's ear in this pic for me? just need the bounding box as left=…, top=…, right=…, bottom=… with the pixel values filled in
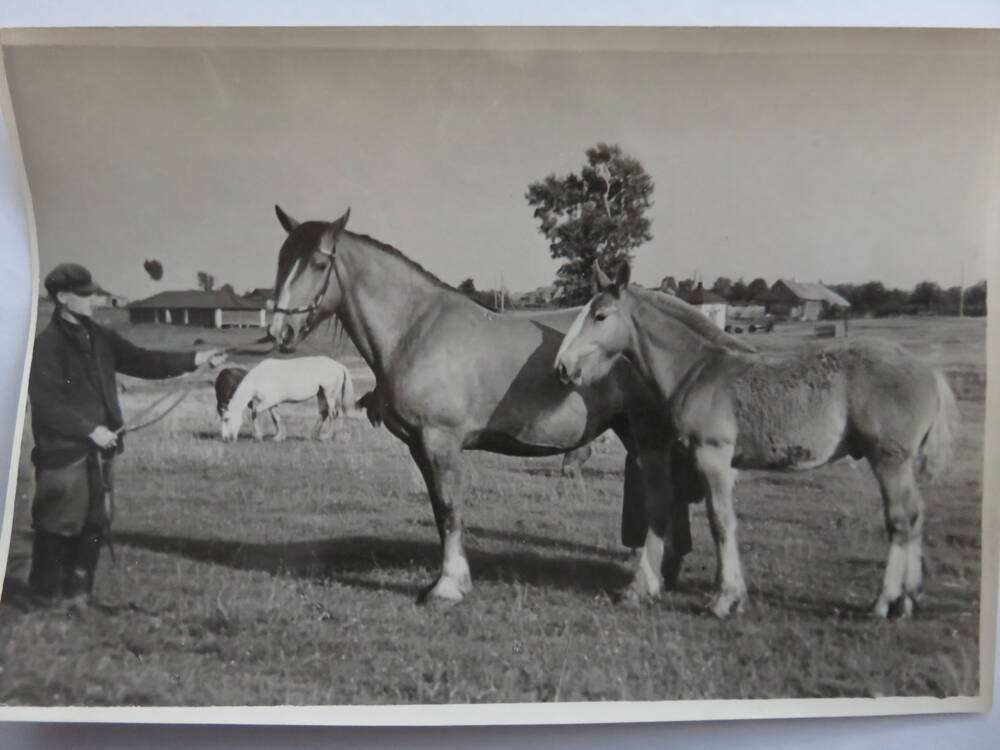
left=319, top=208, right=351, bottom=255
left=275, top=205, right=299, bottom=234
left=592, top=260, right=613, bottom=293
left=613, top=262, right=631, bottom=292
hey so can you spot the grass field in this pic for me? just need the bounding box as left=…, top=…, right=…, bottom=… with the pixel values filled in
left=0, top=307, right=986, bottom=705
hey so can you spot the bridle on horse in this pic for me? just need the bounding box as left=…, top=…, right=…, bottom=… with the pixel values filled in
left=272, top=241, right=339, bottom=337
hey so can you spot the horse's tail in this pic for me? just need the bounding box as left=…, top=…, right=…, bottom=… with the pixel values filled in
left=917, top=369, right=960, bottom=481
left=338, top=367, right=355, bottom=418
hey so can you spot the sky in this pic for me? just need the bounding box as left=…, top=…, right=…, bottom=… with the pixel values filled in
left=4, top=29, right=998, bottom=301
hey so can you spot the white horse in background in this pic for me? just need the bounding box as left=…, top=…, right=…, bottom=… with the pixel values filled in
left=220, top=356, right=355, bottom=442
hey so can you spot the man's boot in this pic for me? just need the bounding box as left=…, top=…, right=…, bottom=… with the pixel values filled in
left=28, top=531, right=68, bottom=601
left=62, top=524, right=103, bottom=601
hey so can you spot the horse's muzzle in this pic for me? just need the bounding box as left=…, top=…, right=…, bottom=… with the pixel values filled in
left=555, top=359, right=574, bottom=386
left=277, top=323, right=297, bottom=353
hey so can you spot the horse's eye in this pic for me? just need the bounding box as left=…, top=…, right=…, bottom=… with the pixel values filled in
left=313, top=260, right=329, bottom=271
left=594, top=311, right=608, bottom=322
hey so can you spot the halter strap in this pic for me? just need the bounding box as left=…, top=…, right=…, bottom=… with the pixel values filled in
left=272, top=243, right=337, bottom=318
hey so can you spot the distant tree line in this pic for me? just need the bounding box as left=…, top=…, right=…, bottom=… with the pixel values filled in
left=660, top=276, right=987, bottom=317
left=826, top=280, right=987, bottom=317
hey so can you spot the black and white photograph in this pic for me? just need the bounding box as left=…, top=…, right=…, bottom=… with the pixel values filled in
left=0, top=25, right=996, bottom=724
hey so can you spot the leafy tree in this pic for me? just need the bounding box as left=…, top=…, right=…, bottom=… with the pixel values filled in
left=677, top=278, right=696, bottom=296
left=196, top=271, right=215, bottom=292
left=527, top=143, right=654, bottom=305
left=143, top=259, right=163, bottom=281
left=747, top=277, right=770, bottom=302
left=711, top=276, right=732, bottom=299
left=910, top=281, right=944, bottom=312
left=856, top=281, right=887, bottom=312
left=729, top=278, right=749, bottom=303
left=964, top=280, right=988, bottom=315
left=458, top=278, right=477, bottom=295
left=659, top=275, right=678, bottom=294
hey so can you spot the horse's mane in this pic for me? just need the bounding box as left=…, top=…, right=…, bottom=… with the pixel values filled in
left=631, top=287, right=757, bottom=354
left=344, top=231, right=460, bottom=293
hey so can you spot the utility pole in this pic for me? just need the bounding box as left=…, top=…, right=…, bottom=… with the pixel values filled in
left=959, top=260, right=965, bottom=318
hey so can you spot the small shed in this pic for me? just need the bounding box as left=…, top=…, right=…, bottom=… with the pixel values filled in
left=243, top=287, right=275, bottom=311
left=765, top=280, right=850, bottom=322
left=515, top=285, right=558, bottom=308
left=127, top=288, right=268, bottom=328
left=679, top=282, right=728, bottom=330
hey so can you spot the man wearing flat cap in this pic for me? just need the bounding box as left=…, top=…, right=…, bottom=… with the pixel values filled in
left=27, top=263, right=226, bottom=606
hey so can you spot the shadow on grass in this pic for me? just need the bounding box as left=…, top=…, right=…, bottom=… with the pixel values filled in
left=190, top=430, right=321, bottom=443
left=112, top=530, right=634, bottom=599
left=517, top=465, right=623, bottom=480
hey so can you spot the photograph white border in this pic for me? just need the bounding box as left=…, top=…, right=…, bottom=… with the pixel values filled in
left=0, top=6, right=997, bottom=741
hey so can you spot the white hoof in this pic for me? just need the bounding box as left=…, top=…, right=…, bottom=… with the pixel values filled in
left=708, top=588, right=746, bottom=619
left=872, top=593, right=917, bottom=619
left=420, top=575, right=471, bottom=605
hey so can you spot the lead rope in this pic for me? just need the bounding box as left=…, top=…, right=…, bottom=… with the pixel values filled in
left=99, top=347, right=274, bottom=602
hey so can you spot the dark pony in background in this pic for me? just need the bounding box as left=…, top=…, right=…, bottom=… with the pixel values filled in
left=267, top=206, right=701, bottom=604
left=215, top=367, right=248, bottom=418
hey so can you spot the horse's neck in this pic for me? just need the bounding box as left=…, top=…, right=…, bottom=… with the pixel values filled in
left=335, top=236, right=450, bottom=376
left=629, top=294, right=734, bottom=400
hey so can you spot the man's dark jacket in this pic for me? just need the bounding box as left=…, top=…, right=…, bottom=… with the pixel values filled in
left=29, top=311, right=197, bottom=469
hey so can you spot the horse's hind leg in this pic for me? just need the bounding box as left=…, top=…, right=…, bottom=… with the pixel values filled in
left=270, top=407, right=287, bottom=442
left=696, top=443, right=746, bottom=618
left=871, top=458, right=924, bottom=618
left=408, top=430, right=471, bottom=604
left=560, top=443, right=592, bottom=478
left=250, top=406, right=264, bottom=442
left=313, top=387, right=332, bottom=441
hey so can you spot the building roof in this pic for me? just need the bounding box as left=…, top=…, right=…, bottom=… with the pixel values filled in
left=244, top=287, right=274, bottom=299
left=775, top=279, right=851, bottom=308
left=128, top=289, right=265, bottom=310
left=679, top=282, right=727, bottom=305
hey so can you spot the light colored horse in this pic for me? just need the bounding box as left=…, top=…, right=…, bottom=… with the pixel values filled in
left=267, top=206, right=704, bottom=604
left=220, top=356, right=354, bottom=442
left=555, top=263, right=959, bottom=619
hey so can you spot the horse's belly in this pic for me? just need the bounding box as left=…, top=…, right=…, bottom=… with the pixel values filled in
left=473, top=389, right=603, bottom=454
left=732, top=391, right=848, bottom=471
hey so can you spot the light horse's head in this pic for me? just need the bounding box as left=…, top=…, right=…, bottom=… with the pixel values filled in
left=219, top=405, right=243, bottom=442
left=554, top=261, right=638, bottom=387
left=269, top=205, right=351, bottom=353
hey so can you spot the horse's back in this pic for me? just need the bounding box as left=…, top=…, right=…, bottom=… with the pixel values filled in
left=249, top=356, right=348, bottom=403
left=683, top=337, right=941, bottom=470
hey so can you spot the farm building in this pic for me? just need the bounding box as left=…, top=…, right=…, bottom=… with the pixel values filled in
left=765, top=279, right=851, bottom=321
left=127, top=288, right=268, bottom=327
left=243, top=287, right=275, bottom=311
left=514, top=285, right=558, bottom=308
left=678, top=282, right=728, bottom=330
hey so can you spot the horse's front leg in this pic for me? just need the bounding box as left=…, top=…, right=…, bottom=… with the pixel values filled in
left=408, top=429, right=471, bottom=604
left=696, top=442, right=747, bottom=618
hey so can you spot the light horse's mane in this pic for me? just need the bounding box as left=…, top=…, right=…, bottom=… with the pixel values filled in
left=631, top=286, right=757, bottom=355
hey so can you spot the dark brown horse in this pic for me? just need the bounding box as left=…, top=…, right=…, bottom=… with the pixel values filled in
left=556, top=263, right=959, bottom=618
left=268, top=206, right=700, bottom=603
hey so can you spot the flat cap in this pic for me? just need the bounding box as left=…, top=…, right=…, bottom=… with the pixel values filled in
left=44, top=263, right=107, bottom=298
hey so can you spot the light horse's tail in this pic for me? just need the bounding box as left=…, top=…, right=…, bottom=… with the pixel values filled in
left=917, top=369, right=960, bottom=481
